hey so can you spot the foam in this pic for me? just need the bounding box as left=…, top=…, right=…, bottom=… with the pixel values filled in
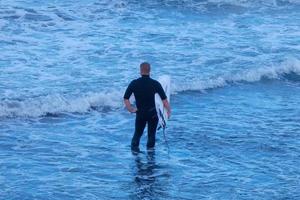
left=0, top=91, right=123, bottom=118
left=159, top=0, right=300, bottom=10
left=172, top=58, right=300, bottom=93
left=0, top=53, right=300, bottom=117
left=199, top=0, right=299, bottom=7
left=1, top=59, right=299, bottom=118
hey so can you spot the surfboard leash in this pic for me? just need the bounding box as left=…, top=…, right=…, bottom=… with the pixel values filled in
left=163, top=126, right=170, bottom=157
left=158, top=104, right=170, bottom=156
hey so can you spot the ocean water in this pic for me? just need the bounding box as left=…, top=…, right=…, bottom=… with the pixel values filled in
left=1, top=0, right=300, bottom=199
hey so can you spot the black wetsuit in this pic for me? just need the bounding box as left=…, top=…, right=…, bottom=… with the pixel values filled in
left=124, top=75, right=167, bottom=150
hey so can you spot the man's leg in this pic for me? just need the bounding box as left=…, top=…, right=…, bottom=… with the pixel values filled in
left=147, top=116, right=159, bottom=149
left=131, top=115, right=147, bottom=150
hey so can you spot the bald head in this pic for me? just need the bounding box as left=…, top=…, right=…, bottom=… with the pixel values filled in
left=140, top=62, right=151, bottom=75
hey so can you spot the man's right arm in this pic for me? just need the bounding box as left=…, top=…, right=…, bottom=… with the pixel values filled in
left=123, top=81, right=137, bottom=113
left=124, top=99, right=137, bottom=113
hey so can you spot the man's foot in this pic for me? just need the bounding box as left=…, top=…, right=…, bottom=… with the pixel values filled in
left=131, top=146, right=141, bottom=155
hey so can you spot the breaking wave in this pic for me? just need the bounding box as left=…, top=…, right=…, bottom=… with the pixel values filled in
left=1, top=59, right=299, bottom=118
left=0, top=91, right=123, bottom=118
left=151, top=0, right=300, bottom=11
left=172, top=59, right=300, bottom=92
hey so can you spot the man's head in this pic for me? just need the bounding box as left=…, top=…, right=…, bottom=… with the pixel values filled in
left=140, top=62, right=151, bottom=75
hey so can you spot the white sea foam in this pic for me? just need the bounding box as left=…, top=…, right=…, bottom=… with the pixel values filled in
left=0, top=91, right=123, bottom=118
left=159, top=0, right=300, bottom=10
left=1, top=59, right=299, bottom=118
left=0, top=0, right=299, bottom=118
left=172, top=58, right=300, bottom=93
left=200, top=0, right=299, bottom=7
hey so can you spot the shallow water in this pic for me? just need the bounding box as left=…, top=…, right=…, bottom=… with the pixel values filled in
left=1, top=0, right=300, bottom=199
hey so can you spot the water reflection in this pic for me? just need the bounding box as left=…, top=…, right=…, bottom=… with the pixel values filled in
left=131, top=150, right=162, bottom=200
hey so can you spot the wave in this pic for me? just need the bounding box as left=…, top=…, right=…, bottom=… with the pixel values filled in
left=172, top=58, right=300, bottom=93
left=1, top=59, right=299, bottom=118
left=185, top=0, right=298, bottom=7
left=0, top=91, right=123, bottom=118
left=205, top=0, right=300, bottom=7
left=154, top=0, right=300, bottom=10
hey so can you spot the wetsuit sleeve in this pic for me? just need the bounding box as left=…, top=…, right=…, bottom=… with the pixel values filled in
left=156, top=82, right=167, bottom=100
left=124, top=81, right=134, bottom=99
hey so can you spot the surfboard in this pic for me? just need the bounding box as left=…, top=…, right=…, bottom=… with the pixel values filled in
left=155, top=75, right=171, bottom=130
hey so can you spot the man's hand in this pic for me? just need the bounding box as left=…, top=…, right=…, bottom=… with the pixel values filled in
left=167, top=109, right=171, bottom=119
left=163, top=99, right=171, bottom=119
left=129, top=107, right=137, bottom=113
left=124, top=99, right=137, bottom=114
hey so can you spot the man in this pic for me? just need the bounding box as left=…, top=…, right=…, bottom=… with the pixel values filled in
left=124, top=62, right=171, bottom=151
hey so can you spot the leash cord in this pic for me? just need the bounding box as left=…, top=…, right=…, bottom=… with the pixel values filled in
left=163, top=127, right=170, bottom=156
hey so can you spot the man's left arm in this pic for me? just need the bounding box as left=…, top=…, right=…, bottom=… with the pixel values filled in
left=157, top=82, right=171, bottom=118
left=162, top=99, right=171, bottom=119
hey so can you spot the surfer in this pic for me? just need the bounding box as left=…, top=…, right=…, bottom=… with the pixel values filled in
left=124, top=62, right=171, bottom=151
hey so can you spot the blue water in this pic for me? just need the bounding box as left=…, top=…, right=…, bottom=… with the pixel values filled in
left=1, top=0, right=300, bottom=199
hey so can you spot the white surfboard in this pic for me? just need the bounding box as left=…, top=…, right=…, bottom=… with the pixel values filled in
left=155, top=75, right=171, bottom=130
